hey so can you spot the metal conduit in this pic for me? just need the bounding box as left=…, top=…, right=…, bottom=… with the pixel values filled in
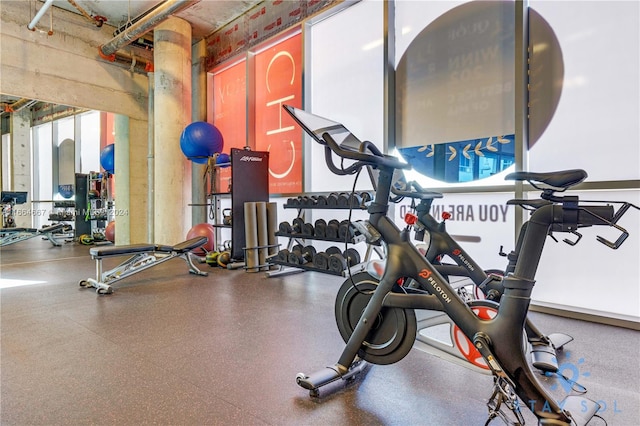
left=27, top=0, right=54, bottom=30
left=98, top=0, right=199, bottom=58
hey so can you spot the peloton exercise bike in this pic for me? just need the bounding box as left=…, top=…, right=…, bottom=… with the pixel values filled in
left=283, top=105, right=638, bottom=425
left=360, top=177, right=575, bottom=374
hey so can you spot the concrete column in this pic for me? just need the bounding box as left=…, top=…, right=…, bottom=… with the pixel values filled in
left=114, top=114, right=130, bottom=245
left=153, top=16, right=192, bottom=244
left=10, top=109, right=32, bottom=228
left=128, top=117, right=148, bottom=243
left=191, top=39, right=207, bottom=226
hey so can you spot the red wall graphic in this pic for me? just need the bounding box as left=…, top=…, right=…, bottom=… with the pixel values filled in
left=254, top=33, right=303, bottom=194
left=211, top=60, right=247, bottom=192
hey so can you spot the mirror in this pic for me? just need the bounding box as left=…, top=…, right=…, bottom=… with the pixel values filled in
left=1, top=95, right=110, bottom=230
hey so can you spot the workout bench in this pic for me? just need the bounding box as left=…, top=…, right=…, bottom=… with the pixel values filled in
left=0, top=223, right=67, bottom=247
left=79, top=236, right=209, bottom=294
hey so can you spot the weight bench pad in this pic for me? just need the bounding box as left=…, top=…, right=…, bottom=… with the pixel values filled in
left=90, top=244, right=156, bottom=257
left=169, top=236, right=208, bottom=253
left=40, top=223, right=66, bottom=233
left=1, top=228, right=37, bottom=233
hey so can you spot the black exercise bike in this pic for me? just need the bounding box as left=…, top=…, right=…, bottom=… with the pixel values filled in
left=283, top=104, right=638, bottom=425
left=357, top=177, right=574, bottom=374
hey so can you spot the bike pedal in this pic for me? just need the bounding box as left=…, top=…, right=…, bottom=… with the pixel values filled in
left=531, top=343, right=558, bottom=373
left=558, top=395, right=601, bottom=426
left=547, top=332, right=574, bottom=350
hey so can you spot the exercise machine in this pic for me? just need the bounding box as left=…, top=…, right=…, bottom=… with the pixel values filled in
left=0, top=223, right=68, bottom=247
left=363, top=178, right=574, bottom=374
left=1, top=191, right=27, bottom=228
left=284, top=104, right=638, bottom=425
left=79, top=236, right=209, bottom=294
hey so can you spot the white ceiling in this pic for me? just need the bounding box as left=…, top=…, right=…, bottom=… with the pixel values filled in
left=48, top=0, right=262, bottom=40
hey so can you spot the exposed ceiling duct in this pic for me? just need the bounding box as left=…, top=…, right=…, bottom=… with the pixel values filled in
left=98, top=0, right=200, bottom=60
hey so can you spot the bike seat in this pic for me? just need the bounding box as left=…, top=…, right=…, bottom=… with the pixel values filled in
left=505, top=169, right=587, bottom=189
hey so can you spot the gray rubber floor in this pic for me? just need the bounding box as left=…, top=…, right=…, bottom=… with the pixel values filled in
left=1, top=238, right=638, bottom=425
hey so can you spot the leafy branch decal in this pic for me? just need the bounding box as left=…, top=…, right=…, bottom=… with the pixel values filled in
left=416, top=136, right=512, bottom=162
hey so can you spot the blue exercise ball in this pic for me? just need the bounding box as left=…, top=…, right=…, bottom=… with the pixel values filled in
left=216, top=152, right=231, bottom=167
left=180, top=122, right=224, bottom=164
left=100, top=144, right=115, bottom=174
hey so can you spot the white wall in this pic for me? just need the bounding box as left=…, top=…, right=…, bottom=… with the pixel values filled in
left=306, top=0, right=384, bottom=193
left=527, top=0, right=639, bottom=181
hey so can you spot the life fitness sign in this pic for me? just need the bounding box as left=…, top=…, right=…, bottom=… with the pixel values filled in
left=254, top=32, right=303, bottom=194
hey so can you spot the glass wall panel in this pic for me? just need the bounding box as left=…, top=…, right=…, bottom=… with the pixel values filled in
left=79, top=111, right=101, bottom=174
left=527, top=1, right=639, bottom=181
left=1, top=133, right=10, bottom=191
left=307, top=0, right=384, bottom=192
left=55, top=116, right=75, bottom=200
left=32, top=123, right=53, bottom=228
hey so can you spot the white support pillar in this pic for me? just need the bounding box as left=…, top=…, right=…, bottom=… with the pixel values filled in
left=114, top=114, right=130, bottom=245
left=10, top=109, right=32, bottom=228
left=153, top=16, right=192, bottom=244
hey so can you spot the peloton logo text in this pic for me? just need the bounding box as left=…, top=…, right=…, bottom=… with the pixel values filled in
left=419, top=269, right=452, bottom=304
left=452, top=249, right=475, bottom=272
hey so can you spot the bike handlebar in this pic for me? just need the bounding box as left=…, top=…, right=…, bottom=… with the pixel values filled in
left=391, top=180, right=444, bottom=200
left=322, top=133, right=412, bottom=172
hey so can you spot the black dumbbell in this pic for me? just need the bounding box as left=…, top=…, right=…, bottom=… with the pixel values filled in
left=326, top=246, right=342, bottom=256
left=313, top=252, right=330, bottom=270
left=300, top=196, right=314, bottom=207
left=278, top=221, right=293, bottom=234
left=338, top=220, right=353, bottom=240
left=328, top=253, right=348, bottom=273
left=326, top=220, right=340, bottom=239
left=316, top=195, right=328, bottom=206
left=327, top=193, right=339, bottom=206
left=348, top=193, right=362, bottom=208
left=314, top=219, right=327, bottom=238
left=337, top=193, right=350, bottom=207
left=277, top=249, right=290, bottom=262
left=292, top=218, right=305, bottom=234
left=289, top=245, right=316, bottom=265
left=343, top=248, right=361, bottom=267
left=287, top=244, right=304, bottom=264
left=302, top=222, right=315, bottom=236
left=301, top=245, right=317, bottom=264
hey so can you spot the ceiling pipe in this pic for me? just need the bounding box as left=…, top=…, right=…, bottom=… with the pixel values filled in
left=66, top=0, right=107, bottom=27
left=28, top=0, right=54, bottom=31
left=113, top=2, right=166, bottom=36
left=115, top=50, right=155, bottom=73
left=28, top=0, right=54, bottom=30
left=98, top=0, right=199, bottom=59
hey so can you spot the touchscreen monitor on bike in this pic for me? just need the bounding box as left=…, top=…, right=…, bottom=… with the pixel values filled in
left=283, top=105, right=363, bottom=152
